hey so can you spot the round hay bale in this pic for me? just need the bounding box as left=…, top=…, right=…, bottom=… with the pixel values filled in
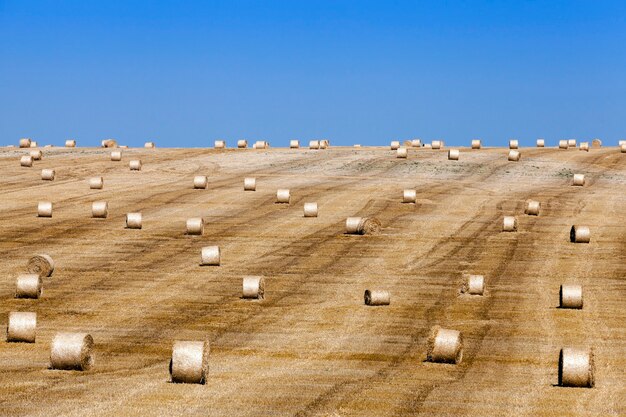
left=309, top=140, right=320, bottom=150
left=193, top=176, right=208, bottom=189
left=101, top=139, right=117, bottom=148
left=15, top=274, right=42, bottom=299
left=621, top=143, right=626, bottom=153
left=364, top=289, right=390, bottom=306
left=411, top=139, right=422, bottom=147
left=568, top=139, right=577, bottom=147
left=30, top=150, right=42, bottom=160
left=41, top=168, right=55, bottom=181
left=186, top=218, right=204, bottom=235
left=471, top=139, right=481, bottom=149
left=559, top=140, right=569, bottom=149
left=396, top=147, right=408, bottom=158
left=570, top=225, right=590, bottom=243
left=502, top=216, right=518, bottom=232
left=30, top=141, right=38, bottom=147
left=536, top=139, right=545, bottom=147
left=303, top=202, right=318, bottom=217
left=402, top=189, right=417, bottom=203
left=461, top=274, right=484, bottom=296
left=214, top=140, right=226, bottom=149
left=509, top=139, right=519, bottom=149
left=253, top=140, right=269, bottom=149
left=508, top=150, right=520, bottom=161
left=89, top=177, right=103, bottom=190
left=129, top=160, right=142, bottom=171
left=276, top=189, right=290, bottom=204
left=572, top=174, right=585, bottom=186
left=579, top=142, right=589, bottom=152
left=560, top=284, right=583, bottom=309
left=524, top=200, right=541, bottom=216
left=6, top=311, right=37, bottom=343
left=289, top=140, right=299, bottom=149
left=448, top=149, right=460, bottom=160
left=319, top=139, right=329, bottom=149
left=27, top=254, right=55, bottom=277
left=170, top=340, right=209, bottom=384
left=110, top=151, right=122, bottom=161
left=619, top=140, right=626, bottom=146
left=50, top=332, right=94, bottom=371
left=38, top=201, right=52, bottom=218
left=125, top=213, right=142, bottom=229
left=243, top=276, right=265, bottom=299
left=20, top=155, right=33, bottom=167
left=353, top=144, right=361, bottom=148
left=244, top=177, right=256, bottom=191
left=19, top=138, right=32, bottom=148
left=427, top=326, right=463, bottom=364
left=92, top=201, right=108, bottom=218
left=558, top=347, right=594, bottom=388
left=431, top=140, right=442, bottom=150
left=200, top=246, right=220, bottom=266
left=390, top=141, right=400, bottom=150
left=65, top=140, right=76, bottom=148
left=592, top=138, right=602, bottom=148
left=144, top=142, right=155, bottom=148
left=345, top=217, right=381, bottom=235
left=237, top=139, right=248, bottom=148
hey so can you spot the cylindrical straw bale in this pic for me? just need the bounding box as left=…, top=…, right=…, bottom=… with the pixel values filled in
left=110, top=151, right=122, bottom=161
left=170, top=340, right=209, bottom=384
left=309, top=140, right=320, bottom=149
left=289, top=140, right=300, bottom=148
left=558, top=348, right=594, bottom=388
left=559, top=140, right=569, bottom=149
left=193, top=176, right=208, bottom=189
left=38, top=201, right=52, bottom=217
left=411, top=139, right=422, bottom=147
left=27, top=254, right=55, bottom=277
left=243, top=276, right=265, bottom=299
left=509, top=139, right=519, bottom=149
left=592, top=139, right=602, bottom=148
left=6, top=311, right=37, bottom=343
left=568, top=139, right=577, bottom=147
left=244, top=177, right=256, bottom=191
left=572, top=174, right=585, bottom=186
left=427, top=326, right=463, bottom=364
left=448, top=149, right=460, bottom=160
left=431, top=140, right=442, bottom=149
left=31, top=141, right=38, bottom=147
left=390, top=141, right=400, bottom=150
left=254, top=140, right=269, bottom=149
left=237, top=139, right=248, bottom=148
left=303, top=202, right=318, bottom=217
left=364, top=289, right=390, bottom=306
left=50, top=332, right=94, bottom=371
left=508, top=150, right=520, bottom=161
left=619, top=140, right=626, bottom=146
left=471, top=139, right=481, bottom=149
left=65, top=139, right=76, bottom=147
left=41, top=168, right=55, bottom=181
left=30, top=150, right=42, bottom=160
left=20, top=155, right=33, bottom=167
left=345, top=217, right=381, bottom=235
left=354, top=144, right=361, bottom=148
left=524, top=200, right=541, bottom=216
left=537, top=139, right=545, bottom=147
left=402, top=189, right=417, bottom=203
left=200, top=246, right=220, bottom=266
left=15, top=274, right=42, bottom=299
left=129, top=160, right=142, bottom=171
left=125, top=213, right=142, bottom=229
left=396, top=147, right=408, bottom=158
left=214, top=140, right=226, bottom=149
left=320, top=139, right=329, bottom=149
left=101, top=139, right=117, bottom=148
left=579, top=142, right=589, bottom=152
left=144, top=141, right=155, bottom=148
left=92, top=201, right=108, bottom=218
left=89, top=177, right=103, bottom=189
left=19, top=138, right=32, bottom=148
left=570, top=225, right=590, bottom=243
left=461, top=275, right=485, bottom=295
left=621, top=143, right=626, bottom=153
left=560, top=284, right=583, bottom=309
left=186, top=218, right=204, bottom=235
left=502, top=216, right=518, bottom=232
left=276, top=189, right=290, bottom=204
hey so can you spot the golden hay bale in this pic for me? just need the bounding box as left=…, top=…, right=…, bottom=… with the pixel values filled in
left=15, top=274, right=43, bottom=299
left=579, top=142, right=589, bottom=152
left=303, top=202, right=318, bottom=217
left=170, top=340, right=209, bottom=384
left=6, top=311, right=37, bottom=343
left=92, top=201, right=108, bottom=218
left=200, top=246, right=220, bottom=266
left=560, top=284, right=583, bottom=309
left=353, top=144, right=362, bottom=148
left=193, top=176, right=208, bottom=189
left=431, top=140, right=442, bottom=150
left=471, top=139, right=481, bottom=149
left=186, top=218, right=204, bottom=235
left=592, top=138, right=601, bottom=148
left=508, top=150, right=520, bottom=161
left=30, top=150, right=42, bottom=160
left=621, top=143, right=626, bottom=153
left=27, top=254, right=55, bottom=277
left=38, top=202, right=52, bottom=218
left=536, top=139, right=545, bottom=147
left=244, top=177, right=256, bottom=191
left=276, top=189, right=290, bottom=204
left=243, top=276, right=265, bottom=299
left=101, top=139, right=117, bottom=148
left=125, top=213, right=142, bottom=229
left=20, top=155, right=33, bottom=167
left=390, top=141, right=400, bottom=150
left=619, top=140, right=626, bottom=146
left=427, top=326, right=463, bottom=364
left=237, top=139, right=248, bottom=148
left=89, top=177, right=104, bottom=190
left=65, top=139, right=76, bottom=148
left=364, top=289, right=390, bottom=306
left=214, top=140, right=226, bottom=149
left=572, top=173, right=585, bottom=186
left=41, top=168, right=55, bottom=181
left=129, top=160, right=142, bottom=171
left=253, top=140, right=269, bottom=149
left=448, top=149, right=460, bottom=160
left=558, top=347, right=594, bottom=388
left=345, top=217, right=381, bottom=235
left=319, top=139, right=329, bottom=149
left=460, top=274, right=484, bottom=296
left=568, top=139, right=577, bottom=147
left=144, top=141, right=155, bottom=148
left=570, top=225, right=590, bottom=243
left=50, top=332, right=94, bottom=371
left=509, top=139, right=519, bottom=149
left=524, top=200, right=541, bottom=216
left=19, top=138, right=32, bottom=148
left=110, top=151, right=122, bottom=161
left=30, top=141, right=39, bottom=147
left=309, top=140, right=320, bottom=149
left=396, top=147, right=408, bottom=158
left=502, top=216, right=518, bottom=232
left=402, top=189, right=417, bottom=203
left=559, top=140, right=569, bottom=149
left=411, top=139, right=422, bottom=147
left=289, top=140, right=300, bottom=149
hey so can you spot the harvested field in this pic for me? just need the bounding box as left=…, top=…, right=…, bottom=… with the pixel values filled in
left=0, top=145, right=624, bottom=416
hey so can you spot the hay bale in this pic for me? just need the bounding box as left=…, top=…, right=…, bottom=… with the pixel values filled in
left=276, top=189, right=290, bottom=204
left=592, top=139, right=602, bottom=148
left=6, top=311, right=37, bottom=343
left=50, top=332, right=94, bottom=371
left=508, top=150, right=520, bottom=161
left=110, top=151, right=122, bottom=161
left=568, top=139, right=577, bottom=147
left=390, top=141, right=400, bottom=150
left=41, top=169, right=55, bottom=181
left=319, top=139, right=329, bottom=149
left=120, top=145, right=128, bottom=149
left=524, top=200, right=541, bottom=216
left=364, top=289, right=390, bottom=306
left=502, top=216, right=518, bottom=232
left=101, top=139, right=117, bottom=148
left=448, top=149, right=460, bottom=160
left=431, top=140, right=442, bottom=150
left=30, top=141, right=38, bottom=147
left=144, top=142, right=155, bottom=148
left=309, top=140, right=320, bottom=150
left=89, top=177, right=104, bottom=190
left=353, top=144, right=361, bottom=148
left=253, top=140, right=269, bottom=149
left=572, top=174, right=585, bottom=186
left=129, top=160, right=142, bottom=171
left=20, top=155, right=33, bottom=167
left=200, top=246, right=220, bottom=266
left=402, top=189, right=416, bottom=203
left=186, top=218, right=204, bottom=235
left=570, top=225, right=590, bottom=243
left=193, top=176, right=208, bottom=189
left=243, top=276, right=265, bottom=299
left=427, top=326, right=463, bottom=364
left=345, top=217, right=381, bottom=235
left=509, top=139, right=519, bottom=149
left=460, top=274, right=485, bottom=295
left=214, top=140, right=226, bottom=149
left=244, top=177, right=256, bottom=191
left=536, top=139, right=545, bottom=147
left=560, top=284, right=583, bottom=309
left=303, top=202, right=318, bottom=217
left=30, top=150, right=42, bottom=160
left=396, top=147, right=408, bottom=158
left=471, top=139, right=481, bottom=149
left=411, top=139, right=422, bottom=147
left=289, top=140, right=300, bottom=149
left=170, top=340, right=209, bottom=384
left=558, top=347, right=594, bottom=388
left=15, top=274, right=42, bottom=299
left=27, top=254, right=55, bottom=277
left=621, top=143, right=626, bottom=153
left=38, top=202, right=52, bottom=218
left=619, top=140, right=626, bottom=146
left=125, top=213, right=142, bottom=229
left=65, top=140, right=76, bottom=147
left=579, top=142, right=589, bottom=152
left=19, top=138, right=32, bottom=148
left=237, top=139, right=248, bottom=148
left=92, top=201, right=108, bottom=218
left=559, top=140, right=569, bottom=149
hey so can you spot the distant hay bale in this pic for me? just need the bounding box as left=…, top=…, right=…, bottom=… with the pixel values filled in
left=508, top=150, right=520, bottom=161
left=20, top=155, right=33, bottom=167
left=200, top=246, right=220, bottom=266
left=170, top=340, right=209, bottom=384
left=6, top=311, right=37, bottom=343
left=27, top=254, right=55, bottom=277
left=129, top=160, right=142, bottom=171
left=253, top=140, right=269, bottom=149
left=244, top=177, right=256, bottom=191
left=572, top=174, right=585, bottom=186
left=364, top=289, right=390, bottom=306
left=509, top=139, right=519, bottom=149
left=303, top=202, right=318, bottom=217
left=110, top=151, right=122, bottom=161
left=390, top=141, right=400, bottom=150
left=237, top=139, right=248, bottom=148
left=402, top=189, right=416, bottom=203
left=568, top=139, right=577, bottom=147
left=560, top=284, right=583, bottom=309
left=536, top=139, right=545, bottom=147
left=65, top=140, right=76, bottom=148
left=243, top=276, right=265, bottom=299
left=431, top=140, right=442, bottom=150
left=125, top=213, right=142, bottom=229
left=353, top=144, right=361, bottom=148
left=89, top=177, right=104, bottom=190
left=30, top=150, right=42, bottom=160
left=471, top=139, right=481, bottom=149
left=19, top=138, right=32, bottom=148
left=396, top=147, right=408, bottom=158
left=579, top=142, right=589, bottom=152
left=144, top=142, right=155, bottom=148
left=592, top=139, right=602, bottom=148
left=559, top=140, right=569, bottom=149
left=524, top=200, right=540, bottom=216
left=448, top=149, right=460, bottom=160
left=289, top=140, right=300, bottom=149
left=214, top=140, right=226, bottom=149
left=460, top=274, right=484, bottom=296
left=120, top=145, right=128, bottom=149
left=41, top=168, right=55, bottom=181
left=276, top=189, right=290, bottom=204
left=427, top=326, right=463, bottom=364
left=621, top=143, right=626, bottom=153
left=92, top=201, right=108, bottom=218
left=320, top=139, right=329, bottom=149
left=570, top=225, right=590, bottom=243
left=15, top=274, right=42, bottom=299
left=558, top=347, right=594, bottom=388
left=101, top=139, right=117, bottom=148
left=38, top=202, right=52, bottom=218
left=502, top=216, right=518, bottom=232
left=50, top=332, right=94, bottom=371
left=31, top=141, right=38, bottom=147
left=345, top=217, right=381, bottom=235
left=186, top=218, right=204, bottom=235
left=619, top=140, right=626, bottom=146
left=193, top=175, right=208, bottom=189
left=411, top=139, right=422, bottom=147
left=309, top=140, right=320, bottom=149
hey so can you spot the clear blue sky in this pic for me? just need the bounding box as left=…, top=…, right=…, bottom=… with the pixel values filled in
left=1, top=1, right=625, bottom=147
